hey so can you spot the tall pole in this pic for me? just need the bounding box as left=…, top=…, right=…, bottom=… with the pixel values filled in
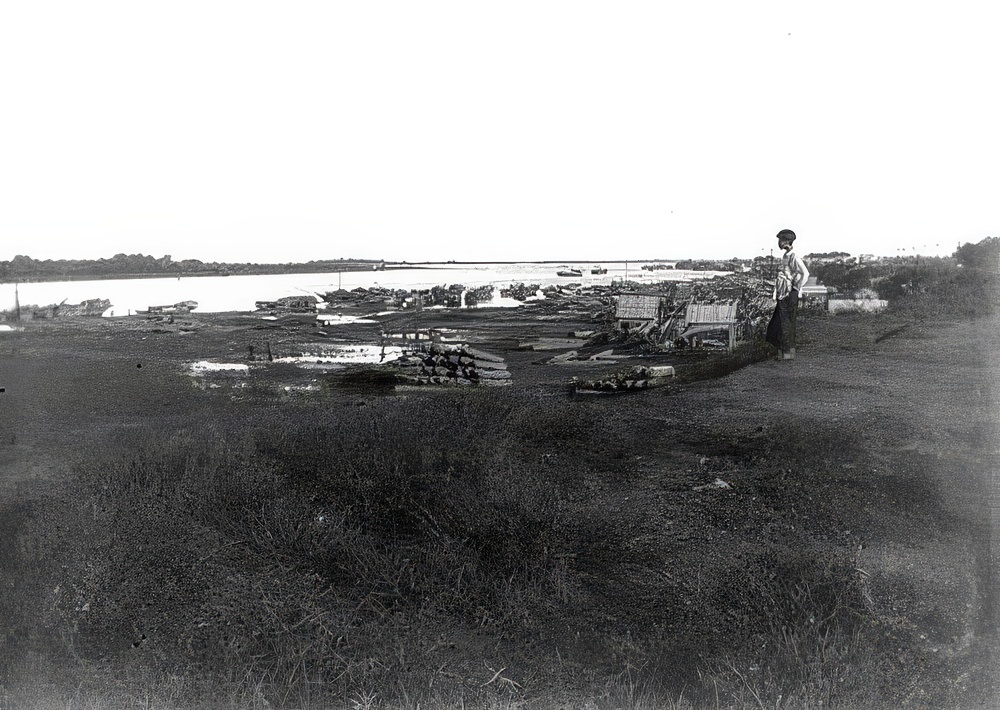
left=14, top=282, right=20, bottom=322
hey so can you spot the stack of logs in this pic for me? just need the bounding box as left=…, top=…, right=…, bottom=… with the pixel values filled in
left=33, top=298, right=112, bottom=318
left=254, top=295, right=319, bottom=313
left=393, top=344, right=511, bottom=386
left=572, top=364, right=675, bottom=394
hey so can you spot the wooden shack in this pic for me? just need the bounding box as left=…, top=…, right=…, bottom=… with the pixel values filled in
left=614, top=293, right=666, bottom=332
left=680, top=302, right=738, bottom=351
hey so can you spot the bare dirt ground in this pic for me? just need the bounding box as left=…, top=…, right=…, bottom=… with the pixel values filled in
left=0, top=305, right=998, bottom=707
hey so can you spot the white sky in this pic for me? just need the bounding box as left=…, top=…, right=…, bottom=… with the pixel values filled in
left=1, top=1, right=997, bottom=263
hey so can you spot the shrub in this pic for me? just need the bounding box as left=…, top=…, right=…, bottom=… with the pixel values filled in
left=24, top=390, right=585, bottom=705
left=676, top=337, right=774, bottom=383
left=703, top=551, right=882, bottom=708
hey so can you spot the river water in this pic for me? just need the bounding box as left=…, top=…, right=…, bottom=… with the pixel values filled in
left=1, top=262, right=729, bottom=315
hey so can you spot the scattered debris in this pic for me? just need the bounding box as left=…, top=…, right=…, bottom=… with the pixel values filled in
left=31, top=298, right=112, bottom=319
left=500, top=283, right=542, bottom=300
left=137, top=301, right=198, bottom=316
left=187, top=361, right=250, bottom=374
left=693, top=478, right=732, bottom=491
left=381, top=328, right=461, bottom=344
left=548, top=349, right=628, bottom=365
left=572, top=365, right=675, bottom=394
left=255, top=295, right=320, bottom=313
left=317, top=313, right=378, bottom=325
left=519, top=338, right=585, bottom=351
left=282, top=383, right=322, bottom=394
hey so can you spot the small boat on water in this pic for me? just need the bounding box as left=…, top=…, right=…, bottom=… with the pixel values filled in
left=591, top=265, right=608, bottom=275
left=556, top=267, right=583, bottom=277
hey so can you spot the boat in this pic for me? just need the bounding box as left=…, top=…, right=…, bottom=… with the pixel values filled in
left=591, top=265, right=608, bottom=275
left=556, top=267, right=583, bottom=277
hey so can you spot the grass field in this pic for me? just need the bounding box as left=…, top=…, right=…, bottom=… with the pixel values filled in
left=0, top=305, right=997, bottom=708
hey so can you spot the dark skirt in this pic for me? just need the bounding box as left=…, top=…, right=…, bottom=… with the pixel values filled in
left=765, top=291, right=798, bottom=350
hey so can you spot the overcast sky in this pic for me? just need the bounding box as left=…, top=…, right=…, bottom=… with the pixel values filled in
left=2, top=1, right=996, bottom=263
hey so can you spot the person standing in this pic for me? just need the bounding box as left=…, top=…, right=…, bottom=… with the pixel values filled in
left=766, top=229, right=810, bottom=360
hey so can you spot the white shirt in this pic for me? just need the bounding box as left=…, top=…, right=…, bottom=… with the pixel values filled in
left=775, top=249, right=809, bottom=300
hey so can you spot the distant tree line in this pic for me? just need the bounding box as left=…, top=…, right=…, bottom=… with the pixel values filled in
left=0, top=254, right=385, bottom=281
left=803, top=251, right=851, bottom=260
left=813, top=236, right=998, bottom=318
left=674, top=258, right=745, bottom=271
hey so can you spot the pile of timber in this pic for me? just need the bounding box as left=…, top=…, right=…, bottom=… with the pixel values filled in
left=138, top=300, right=198, bottom=315
left=392, top=343, right=511, bottom=386
left=33, top=298, right=112, bottom=318
left=572, top=364, right=675, bottom=395
left=255, top=295, right=319, bottom=313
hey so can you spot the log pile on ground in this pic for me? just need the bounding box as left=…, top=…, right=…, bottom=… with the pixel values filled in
left=140, top=300, right=198, bottom=315
left=31, top=298, right=112, bottom=318
left=572, top=364, right=675, bottom=395
left=321, top=287, right=391, bottom=308
left=255, top=295, right=319, bottom=313
left=391, top=344, right=511, bottom=386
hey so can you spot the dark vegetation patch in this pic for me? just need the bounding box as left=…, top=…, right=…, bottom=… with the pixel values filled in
left=874, top=323, right=910, bottom=343
left=2, top=382, right=951, bottom=708
left=673, top=338, right=775, bottom=384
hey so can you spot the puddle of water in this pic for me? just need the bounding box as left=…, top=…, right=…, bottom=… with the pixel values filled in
left=384, top=332, right=435, bottom=341
left=283, top=383, right=322, bottom=393
left=382, top=328, right=462, bottom=343
left=188, top=361, right=251, bottom=374
left=316, top=313, right=379, bottom=325
left=476, top=297, right=525, bottom=308
left=274, top=344, right=404, bottom=365
left=288, top=362, right=347, bottom=371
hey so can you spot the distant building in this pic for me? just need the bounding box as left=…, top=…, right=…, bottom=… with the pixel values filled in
left=799, top=276, right=830, bottom=307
